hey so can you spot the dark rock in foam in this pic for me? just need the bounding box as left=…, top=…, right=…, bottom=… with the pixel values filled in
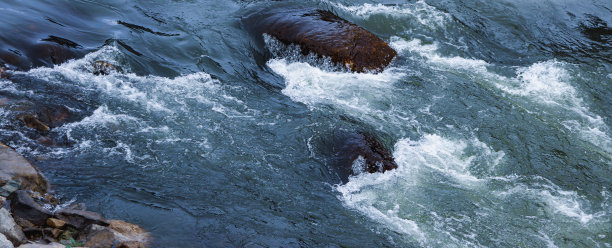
left=322, top=130, right=398, bottom=183
left=252, top=9, right=397, bottom=72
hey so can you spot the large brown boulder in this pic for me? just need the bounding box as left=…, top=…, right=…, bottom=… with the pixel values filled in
left=0, top=143, right=48, bottom=194
left=254, top=9, right=397, bottom=72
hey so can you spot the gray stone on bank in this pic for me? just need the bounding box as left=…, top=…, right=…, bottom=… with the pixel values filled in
left=0, top=208, right=26, bottom=246
left=0, top=233, right=14, bottom=248
left=0, top=143, right=48, bottom=194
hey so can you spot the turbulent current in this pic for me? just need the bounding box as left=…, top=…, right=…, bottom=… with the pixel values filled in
left=1, top=0, right=610, bottom=247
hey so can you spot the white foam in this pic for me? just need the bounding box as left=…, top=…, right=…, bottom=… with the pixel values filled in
left=336, top=134, right=504, bottom=245
left=268, top=58, right=406, bottom=126
left=390, top=37, right=494, bottom=76
left=392, top=36, right=611, bottom=154
left=496, top=179, right=596, bottom=224
left=331, top=0, right=450, bottom=28
left=21, top=46, right=239, bottom=116
left=503, top=61, right=611, bottom=153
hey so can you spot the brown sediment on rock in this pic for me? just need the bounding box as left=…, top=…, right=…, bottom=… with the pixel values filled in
left=0, top=143, right=152, bottom=247
left=254, top=9, right=397, bottom=73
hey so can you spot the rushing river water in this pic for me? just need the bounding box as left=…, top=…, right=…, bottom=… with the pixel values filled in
left=1, top=0, right=611, bottom=247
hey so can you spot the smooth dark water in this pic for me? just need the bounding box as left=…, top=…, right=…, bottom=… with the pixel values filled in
left=1, top=0, right=610, bottom=247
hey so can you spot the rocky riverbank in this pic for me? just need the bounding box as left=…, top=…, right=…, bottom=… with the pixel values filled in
left=1, top=142, right=150, bottom=248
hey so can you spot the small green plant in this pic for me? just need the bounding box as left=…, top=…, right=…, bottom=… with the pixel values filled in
left=64, top=238, right=83, bottom=248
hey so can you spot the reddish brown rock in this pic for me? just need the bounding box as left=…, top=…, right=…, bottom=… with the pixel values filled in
left=0, top=65, right=5, bottom=78
left=254, top=9, right=397, bottom=72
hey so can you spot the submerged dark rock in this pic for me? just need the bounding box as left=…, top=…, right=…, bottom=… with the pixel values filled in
left=321, top=130, right=398, bottom=183
left=0, top=41, right=85, bottom=70
left=252, top=9, right=397, bottom=72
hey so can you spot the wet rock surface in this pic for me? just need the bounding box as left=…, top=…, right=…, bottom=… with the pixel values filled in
left=252, top=8, right=397, bottom=72
left=0, top=144, right=150, bottom=247
left=320, top=130, right=398, bottom=183
left=0, top=144, right=48, bottom=194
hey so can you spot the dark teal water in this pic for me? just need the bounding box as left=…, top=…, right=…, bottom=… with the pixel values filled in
left=1, top=0, right=610, bottom=247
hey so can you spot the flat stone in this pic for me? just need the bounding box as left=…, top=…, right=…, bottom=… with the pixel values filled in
left=0, top=233, right=15, bottom=248
left=108, top=220, right=150, bottom=244
left=54, top=209, right=108, bottom=229
left=0, top=208, right=26, bottom=246
left=0, top=143, right=48, bottom=193
left=45, top=219, right=65, bottom=229
left=8, top=190, right=52, bottom=226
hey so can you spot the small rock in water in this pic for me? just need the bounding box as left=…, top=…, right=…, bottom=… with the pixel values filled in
left=92, top=61, right=122, bottom=75
left=319, top=130, right=398, bottom=183
left=0, top=66, right=5, bottom=79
